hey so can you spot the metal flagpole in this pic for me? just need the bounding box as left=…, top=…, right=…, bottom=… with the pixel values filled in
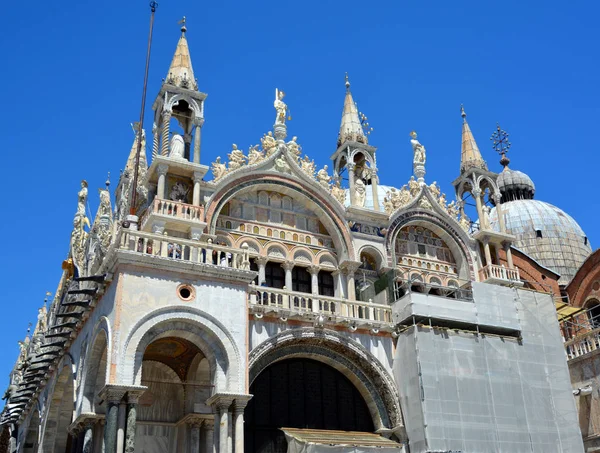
left=130, top=1, right=158, bottom=217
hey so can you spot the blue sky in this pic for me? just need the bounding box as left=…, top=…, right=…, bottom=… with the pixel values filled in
left=0, top=0, right=598, bottom=385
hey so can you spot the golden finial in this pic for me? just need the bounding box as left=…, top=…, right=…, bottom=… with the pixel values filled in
left=178, top=16, right=187, bottom=34
left=410, top=131, right=418, bottom=139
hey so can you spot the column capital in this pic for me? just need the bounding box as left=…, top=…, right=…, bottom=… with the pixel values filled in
left=347, top=162, right=356, bottom=171
left=157, top=163, right=169, bottom=176
left=281, top=260, right=295, bottom=272
left=193, top=117, right=205, bottom=128
left=126, top=386, right=148, bottom=404
left=256, top=256, right=268, bottom=266
left=193, top=171, right=204, bottom=183
left=308, top=265, right=321, bottom=276
left=340, top=260, right=361, bottom=274
left=472, top=187, right=482, bottom=197
left=71, top=413, right=101, bottom=431
left=99, top=385, right=128, bottom=404
left=206, top=393, right=234, bottom=411
left=492, top=192, right=502, bottom=204
left=501, top=240, right=512, bottom=251
left=233, top=394, right=253, bottom=413
left=181, top=414, right=205, bottom=429
left=331, top=269, right=342, bottom=277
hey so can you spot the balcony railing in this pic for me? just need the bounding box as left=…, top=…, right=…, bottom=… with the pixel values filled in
left=248, top=285, right=392, bottom=324
left=564, top=328, right=600, bottom=360
left=480, top=264, right=521, bottom=284
left=141, top=198, right=205, bottom=230
left=118, top=230, right=250, bottom=270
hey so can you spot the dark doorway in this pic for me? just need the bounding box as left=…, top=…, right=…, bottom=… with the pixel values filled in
left=265, top=262, right=285, bottom=289
left=292, top=267, right=311, bottom=293
left=245, top=358, right=374, bottom=453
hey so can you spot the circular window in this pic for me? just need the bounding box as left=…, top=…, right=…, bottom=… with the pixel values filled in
left=593, top=281, right=600, bottom=292
left=177, top=284, right=195, bottom=301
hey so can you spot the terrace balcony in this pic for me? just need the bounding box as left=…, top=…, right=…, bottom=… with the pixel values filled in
left=140, top=197, right=206, bottom=236
left=479, top=263, right=523, bottom=287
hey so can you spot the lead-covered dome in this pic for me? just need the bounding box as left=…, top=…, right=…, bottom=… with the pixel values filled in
left=490, top=199, right=591, bottom=285
left=496, top=167, right=535, bottom=202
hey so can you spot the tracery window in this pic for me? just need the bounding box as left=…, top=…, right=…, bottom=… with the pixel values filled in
left=396, top=225, right=459, bottom=284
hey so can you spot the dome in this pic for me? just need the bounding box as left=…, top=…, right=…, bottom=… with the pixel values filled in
left=345, top=184, right=397, bottom=212
left=490, top=199, right=592, bottom=284
left=496, top=167, right=535, bottom=202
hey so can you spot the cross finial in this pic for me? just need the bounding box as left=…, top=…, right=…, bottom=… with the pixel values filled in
left=345, top=73, right=350, bottom=91
left=490, top=123, right=511, bottom=168
left=460, top=104, right=467, bottom=121
left=178, top=16, right=187, bottom=34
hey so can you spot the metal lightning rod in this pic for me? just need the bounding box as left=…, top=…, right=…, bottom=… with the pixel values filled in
left=130, top=1, right=158, bottom=216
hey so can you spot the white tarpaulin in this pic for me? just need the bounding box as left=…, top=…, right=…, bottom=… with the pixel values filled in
left=282, top=428, right=405, bottom=453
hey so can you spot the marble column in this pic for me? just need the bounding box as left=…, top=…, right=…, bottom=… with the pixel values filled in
left=189, top=420, right=202, bottom=453
left=193, top=171, right=203, bottom=206
left=100, top=387, right=127, bottom=453
left=81, top=420, right=95, bottom=453
left=332, top=270, right=341, bottom=298
left=227, top=411, right=233, bottom=453
left=371, top=167, right=380, bottom=212
left=184, top=133, right=193, bottom=161
left=193, top=119, right=204, bottom=164
left=233, top=397, right=252, bottom=453
left=204, top=420, right=215, bottom=453
left=482, top=237, right=492, bottom=267
left=503, top=241, right=514, bottom=269
left=152, top=123, right=160, bottom=160
left=309, top=265, right=320, bottom=296
left=257, top=257, right=267, bottom=285
left=161, top=110, right=171, bottom=156
left=347, top=163, right=356, bottom=206
left=69, top=427, right=81, bottom=453
left=344, top=265, right=358, bottom=301
left=124, top=389, right=146, bottom=453
left=116, top=402, right=127, bottom=453
left=282, top=261, right=294, bottom=290
left=493, top=193, right=507, bottom=233
left=472, top=188, right=484, bottom=229
left=157, top=164, right=169, bottom=199
left=218, top=403, right=230, bottom=453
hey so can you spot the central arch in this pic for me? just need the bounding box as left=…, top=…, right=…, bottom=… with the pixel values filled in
left=249, top=328, right=403, bottom=436
left=246, top=358, right=374, bottom=453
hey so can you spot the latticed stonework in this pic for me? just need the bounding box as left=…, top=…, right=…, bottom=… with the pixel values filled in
left=1, top=19, right=591, bottom=453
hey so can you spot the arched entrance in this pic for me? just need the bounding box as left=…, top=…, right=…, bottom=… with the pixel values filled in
left=41, top=364, right=74, bottom=453
left=245, top=358, right=374, bottom=453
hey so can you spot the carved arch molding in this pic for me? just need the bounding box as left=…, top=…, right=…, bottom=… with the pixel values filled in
left=248, top=328, right=403, bottom=430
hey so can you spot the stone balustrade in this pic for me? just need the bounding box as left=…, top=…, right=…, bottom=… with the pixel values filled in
left=564, top=328, right=600, bottom=360
left=248, top=285, right=392, bottom=324
left=118, top=230, right=250, bottom=270
left=140, top=197, right=205, bottom=230
left=480, top=263, right=521, bottom=284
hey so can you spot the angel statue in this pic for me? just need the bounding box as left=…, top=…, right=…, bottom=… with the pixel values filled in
left=410, top=131, right=426, bottom=165
left=274, top=88, right=289, bottom=125
left=248, top=145, right=264, bottom=165
left=261, top=132, right=277, bottom=157
left=287, top=136, right=302, bottom=160
left=228, top=144, right=247, bottom=171
left=317, top=165, right=331, bottom=188
left=211, top=157, right=228, bottom=182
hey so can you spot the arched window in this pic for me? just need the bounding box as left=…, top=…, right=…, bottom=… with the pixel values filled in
left=587, top=300, right=600, bottom=328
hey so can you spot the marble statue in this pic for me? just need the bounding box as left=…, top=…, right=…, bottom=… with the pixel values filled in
left=248, top=145, right=264, bottom=165
left=429, top=181, right=440, bottom=199
left=228, top=144, right=247, bottom=171
left=35, top=306, right=47, bottom=335
left=410, top=131, right=426, bottom=164
left=331, top=179, right=346, bottom=205
left=300, top=156, right=316, bottom=178
left=274, top=88, right=288, bottom=125
left=438, top=193, right=447, bottom=207
left=481, top=205, right=491, bottom=230
left=170, top=181, right=189, bottom=202
left=170, top=134, right=185, bottom=159
left=317, top=165, right=331, bottom=187
left=355, top=179, right=366, bottom=207
left=274, top=155, right=291, bottom=174
left=459, top=213, right=471, bottom=232
left=211, top=157, right=228, bottom=182
left=287, top=136, right=302, bottom=160
left=408, top=176, right=420, bottom=197
left=261, top=132, right=277, bottom=157
left=383, top=195, right=394, bottom=214
left=386, top=186, right=412, bottom=212
left=77, top=180, right=88, bottom=218
left=447, top=201, right=459, bottom=218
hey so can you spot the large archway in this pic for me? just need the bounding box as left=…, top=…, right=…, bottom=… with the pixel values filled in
left=22, top=409, right=40, bottom=453
left=41, top=364, right=74, bottom=453
left=245, top=358, right=374, bottom=453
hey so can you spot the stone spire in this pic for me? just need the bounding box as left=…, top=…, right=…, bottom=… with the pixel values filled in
left=125, top=126, right=148, bottom=176
left=165, top=18, right=198, bottom=90
left=460, top=105, right=487, bottom=173
left=337, top=74, right=367, bottom=147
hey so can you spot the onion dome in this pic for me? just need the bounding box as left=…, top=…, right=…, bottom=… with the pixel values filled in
left=496, top=167, right=535, bottom=202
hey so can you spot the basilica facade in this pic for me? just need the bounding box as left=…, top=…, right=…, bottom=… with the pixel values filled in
left=1, top=23, right=593, bottom=453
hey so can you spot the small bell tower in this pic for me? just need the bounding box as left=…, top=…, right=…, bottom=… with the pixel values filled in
left=151, top=18, right=206, bottom=163
left=331, top=75, right=379, bottom=211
